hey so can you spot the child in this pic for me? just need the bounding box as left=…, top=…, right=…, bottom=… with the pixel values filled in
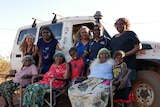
left=69, top=47, right=86, bottom=81
left=112, top=50, right=134, bottom=107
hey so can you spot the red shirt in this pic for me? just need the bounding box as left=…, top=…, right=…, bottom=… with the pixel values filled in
left=38, top=63, right=67, bottom=88
left=70, top=58, right=85, bottom=80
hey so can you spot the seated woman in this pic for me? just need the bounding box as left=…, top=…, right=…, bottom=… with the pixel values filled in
left=23, top=51, right=70, bottom=107
left=0, top=55, right=38, bottom=107
left=68, top=48, right=115, bottom=107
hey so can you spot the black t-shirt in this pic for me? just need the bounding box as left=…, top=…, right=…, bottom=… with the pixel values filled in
left=111, top=31, right=140, bottom=69
left=85, top=37, right=111, bottom=60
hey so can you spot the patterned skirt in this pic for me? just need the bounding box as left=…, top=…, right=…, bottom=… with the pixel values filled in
left=23, top=83, right=49, bottom=107
left=0, top=80, right=20, bottom=105
left=68, top=78, right=112, bottom=107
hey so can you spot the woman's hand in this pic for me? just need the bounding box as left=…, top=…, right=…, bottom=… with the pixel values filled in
left=32, top=74, right=44, bottom=83
left=21, top=74, right=32, bottom=79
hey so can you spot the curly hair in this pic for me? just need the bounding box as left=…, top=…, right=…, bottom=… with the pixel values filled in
left=114, top=17, right=130, bottom=30
left=19, top=34, right=34, bottom=52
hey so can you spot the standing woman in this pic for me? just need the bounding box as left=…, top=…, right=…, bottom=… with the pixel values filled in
left=82, top=24, right=111, bottom=63
left=19, top=34, right=40, bottom=67
left=74, top=26, right=92, bottom=74
left=34, top=27, right=61, bottom=74
left=74, top=26, right=92, bottom=58
left=110, top=18, right=142, bottom=82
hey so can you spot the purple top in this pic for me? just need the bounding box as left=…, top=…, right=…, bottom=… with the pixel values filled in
left=13, top=64, right=38, bottom=86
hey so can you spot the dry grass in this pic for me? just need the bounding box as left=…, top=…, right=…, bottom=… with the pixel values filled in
left=0, top=58, right=10, bottom=83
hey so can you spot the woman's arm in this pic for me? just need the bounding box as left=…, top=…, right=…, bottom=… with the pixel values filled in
left=63, top=62, right=70, bottom=79
left=125, top=43, right=142, bottom=57
left=32, top=45, right=39, bottom=57
left=37, top=50, right=42, bottom=72
left=56, top=43, right=62, bottom=51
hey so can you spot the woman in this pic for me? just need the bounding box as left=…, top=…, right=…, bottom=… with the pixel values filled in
left=23, top=51, right=70, bottom=107
left=0, top=55, right=38, bottom=107
left=19, top=34, right=40, bottom=67
left=110, top=18, right=142, bottom=82
left=82, top=24, right=111, bottom=62
left=68, top=48, right=114, bottom=107
left=34, top=27, right=61, bottom=74
left=74, top=26, right=92, bottom=75
left=74, top=26, right=91, bottom=58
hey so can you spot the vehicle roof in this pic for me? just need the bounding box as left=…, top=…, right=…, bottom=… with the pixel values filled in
left=18, top=16, right=96, bottom=30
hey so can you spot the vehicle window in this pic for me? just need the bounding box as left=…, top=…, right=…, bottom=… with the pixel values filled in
left=40, top=23, right=63, bottom=40
left=17, top=28, right=37, bottom=44
left=72, top=23, right=94, bottom=44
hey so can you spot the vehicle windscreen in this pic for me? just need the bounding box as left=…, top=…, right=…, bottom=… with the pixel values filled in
left=39, top=23, right=63, bottom=40
left=17, top=28, right=37, bottom=44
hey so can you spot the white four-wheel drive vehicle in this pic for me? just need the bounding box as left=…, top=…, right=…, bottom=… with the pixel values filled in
left=10, top=11, right=160, bottom=107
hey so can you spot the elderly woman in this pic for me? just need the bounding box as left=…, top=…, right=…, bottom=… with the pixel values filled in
left=0, top=55, right=38, bottom=107
left=23, top=51, right=70, bottom=107
left=68, top=48, right=115, bottom=107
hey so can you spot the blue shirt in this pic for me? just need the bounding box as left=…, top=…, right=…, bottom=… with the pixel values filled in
left=85, top=37, right=110, bottom=60
left=37, top=38, right=58, bottom=66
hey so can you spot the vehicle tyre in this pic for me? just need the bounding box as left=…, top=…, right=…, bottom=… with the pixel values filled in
left=133, top=70, right=160, bottom=107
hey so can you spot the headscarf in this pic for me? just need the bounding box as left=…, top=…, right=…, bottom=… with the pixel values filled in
left=90, top=48, right=114, bottom=70
left=53, top=51, right=65, bottom=58
left=97, top=48, right=111, bottom=59
left=21, top=55, right=35, bottom=64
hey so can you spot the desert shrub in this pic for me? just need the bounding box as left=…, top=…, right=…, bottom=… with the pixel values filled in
left=0, top=58, right=10, bottom=72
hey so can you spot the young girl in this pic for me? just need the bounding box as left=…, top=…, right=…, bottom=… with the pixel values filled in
left=69, top=47, right=86, bottom=81
left=112, top=50, right=134, bottom=107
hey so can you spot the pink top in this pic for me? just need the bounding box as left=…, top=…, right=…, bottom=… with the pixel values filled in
left=13, top=64, right=38, bottom=86
left=38, top=63, right=67, bottom=88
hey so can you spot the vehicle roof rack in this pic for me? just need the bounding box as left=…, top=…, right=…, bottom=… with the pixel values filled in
left=32, top=18, right=36, bottom=28
left=52, top=13, right=57, bottom=24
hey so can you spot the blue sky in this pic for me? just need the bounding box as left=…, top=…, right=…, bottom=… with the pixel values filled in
left=0, top=0, right=160, bottom=58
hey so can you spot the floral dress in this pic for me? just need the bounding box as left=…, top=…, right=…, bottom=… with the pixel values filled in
left=23, top=63, right=67, bottom=107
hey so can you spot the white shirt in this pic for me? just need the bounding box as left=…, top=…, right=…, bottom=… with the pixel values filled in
left=88, top=61, right=113, bottom=79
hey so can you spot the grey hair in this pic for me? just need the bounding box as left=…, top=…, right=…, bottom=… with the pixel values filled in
left=21, top=55, right=35, bottom=65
